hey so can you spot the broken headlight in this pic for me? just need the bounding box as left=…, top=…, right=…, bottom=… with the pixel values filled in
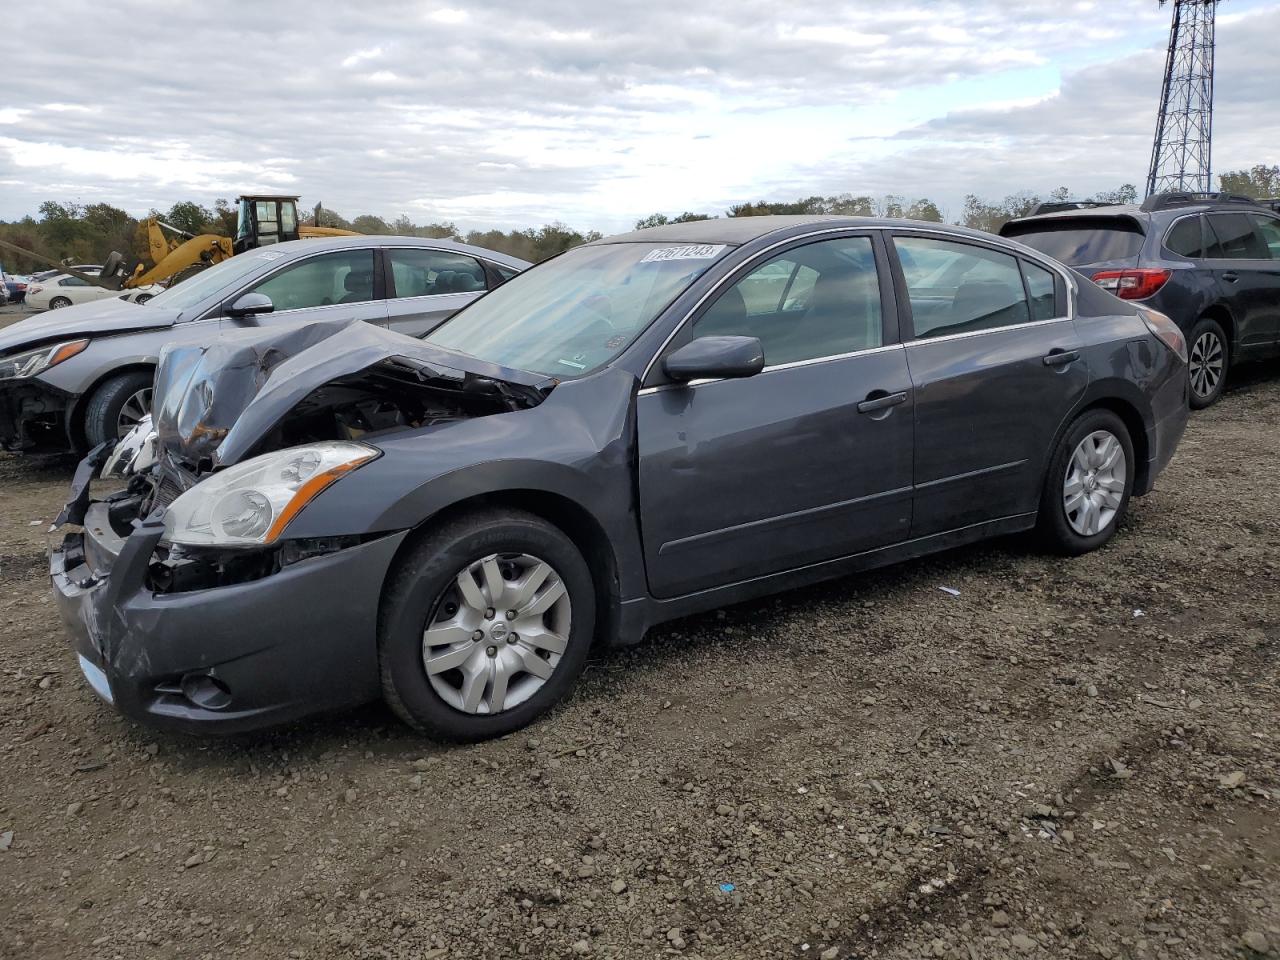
left=0, top=339, right=89, bottom=381
left=162, top=442, right=379, bottom=547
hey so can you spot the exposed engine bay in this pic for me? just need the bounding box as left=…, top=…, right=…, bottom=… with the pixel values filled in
left=77, top=319, right=555, bottom=593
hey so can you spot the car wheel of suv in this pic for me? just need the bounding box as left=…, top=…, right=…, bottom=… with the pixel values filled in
left=48, top=296, right=72, bottom=310
left=1187, top=317, right=1228, bottom=409
left=83, top=370, right=154, bottom=448
left=1038, top=409, right=1134, bottom=556
left=379, top=509, right=596, bottom=741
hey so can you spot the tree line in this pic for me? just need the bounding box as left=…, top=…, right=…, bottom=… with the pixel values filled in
left=1, top=164, right=1275, bottom=274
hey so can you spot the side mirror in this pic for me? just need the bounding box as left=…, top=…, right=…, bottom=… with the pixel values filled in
left=225, top=292, right=274, bottom=319
left=663, top=336, right=765, bottom=382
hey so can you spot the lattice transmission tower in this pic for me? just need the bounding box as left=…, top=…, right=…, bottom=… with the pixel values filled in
left=1146, top=0, right=1219, bottom=197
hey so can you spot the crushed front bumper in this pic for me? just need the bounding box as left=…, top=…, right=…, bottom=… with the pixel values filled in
left=50, top=458, right=410, bottom=734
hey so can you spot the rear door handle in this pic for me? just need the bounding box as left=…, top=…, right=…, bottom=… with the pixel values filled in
left=1042, top=349, right=1080, bottom=367
left=1221, top=272, right=1240, bottom=283
left=857, top=390, right=908, bottom=414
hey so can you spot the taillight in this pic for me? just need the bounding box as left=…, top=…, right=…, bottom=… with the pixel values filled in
left=27, top=285, right=42, bottom=295
left=1092, top=268, right=1171, bottom=300
left=1138, top=308, right=1188, bottom=363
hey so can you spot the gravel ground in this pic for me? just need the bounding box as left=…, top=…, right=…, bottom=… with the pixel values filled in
left=0, top=330, right=1277, bottom=960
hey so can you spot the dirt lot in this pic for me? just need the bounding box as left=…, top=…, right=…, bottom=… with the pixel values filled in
left=0, top=325, right=1276, bottom=959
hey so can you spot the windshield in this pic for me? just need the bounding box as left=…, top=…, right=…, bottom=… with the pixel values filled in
left=145, top=251, right=281, bottom=312
left=1003, top=218, right=1145, bottom=265
left=426, top=241, right=731, bottom=377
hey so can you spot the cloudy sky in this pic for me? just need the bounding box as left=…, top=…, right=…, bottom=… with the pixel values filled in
left=1, top=0, right=1277, bottom=233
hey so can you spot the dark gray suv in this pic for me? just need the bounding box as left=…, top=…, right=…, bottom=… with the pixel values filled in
left=52, top=216, right=1189, bottom=741
left=1002, top=192, right=1280, bottom=408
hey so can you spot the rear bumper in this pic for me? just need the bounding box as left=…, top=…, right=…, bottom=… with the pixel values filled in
left=51, top=465, right=409, bottom=734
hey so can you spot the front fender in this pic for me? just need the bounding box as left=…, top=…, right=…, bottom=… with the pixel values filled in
left=280, top=369, right=648, bottom=600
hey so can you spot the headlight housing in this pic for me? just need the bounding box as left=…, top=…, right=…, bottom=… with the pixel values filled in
left=0, top=339, right=89, bottom=381
left=162, top=442, right=379, bottom=547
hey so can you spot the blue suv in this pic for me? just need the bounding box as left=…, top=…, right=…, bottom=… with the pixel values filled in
left=1002, top=192, right=1280, bottom=408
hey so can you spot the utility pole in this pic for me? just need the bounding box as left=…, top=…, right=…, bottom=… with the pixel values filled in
left=1146, top=0, right=1219, bottom=197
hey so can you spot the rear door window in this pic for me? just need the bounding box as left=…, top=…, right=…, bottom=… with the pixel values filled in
left=387, top=249, right=487, bottom=298
left=895, top=237, right=1031, bottom=338
left=1206, top=214, right=1268, bottom=259
left=1249, top=215, right=1280, bottom=259
left=1001, top=218, right=1146, bottom=265
left=1165, top=216, right=1207, bottom=258
left=1021, top=260, right=1059, bottom=320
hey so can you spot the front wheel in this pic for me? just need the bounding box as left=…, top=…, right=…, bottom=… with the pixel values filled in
left=379, top=509, right=596, bottom=741
left=1037, top=409, right=1135, bottom=556
left=83, top=370, right=154, bottom=448
left=1187, top=317, right=1228, bottom=409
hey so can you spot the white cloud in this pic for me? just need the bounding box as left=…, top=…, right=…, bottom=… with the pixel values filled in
left=0, top=0, right=1276, bottom=234
left=341, top=46, right=384, bottom=68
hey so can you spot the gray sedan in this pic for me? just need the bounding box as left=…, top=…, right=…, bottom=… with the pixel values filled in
left=52, top=216, right=1188, bottom=741
left=0, top=236, right=527, bottom=452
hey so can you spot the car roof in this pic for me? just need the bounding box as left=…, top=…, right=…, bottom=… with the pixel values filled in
left=259, top=234, right=531, bottom=268
left=592, top=215, right=1004, bottom=246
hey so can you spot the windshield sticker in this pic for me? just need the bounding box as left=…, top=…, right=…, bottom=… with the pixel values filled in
left=256, top=252, right=284, bottom=261
left=639, top=244, right=726, bottom=263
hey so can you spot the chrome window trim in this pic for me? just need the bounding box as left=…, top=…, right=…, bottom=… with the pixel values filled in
left=381, top=243, right=517, bottom=274
left=637, top=343, right=904, bottom=396
left=384, top=291, right=482, bottom=307
left=640, top=225, right=1078, bottom=385
left=904, top=315, right=1071, bottom=347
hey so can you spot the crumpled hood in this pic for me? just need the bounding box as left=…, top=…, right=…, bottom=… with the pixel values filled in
left=152, top=318, right=554, bottom=468
left=0, top=297, right=179, bottom=355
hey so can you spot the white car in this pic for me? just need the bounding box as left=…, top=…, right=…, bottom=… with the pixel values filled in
left=25, top=272, right=161, bottom=310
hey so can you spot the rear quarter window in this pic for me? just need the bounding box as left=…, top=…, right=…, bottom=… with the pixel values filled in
left=1002, top=217, right=1146, bottom=266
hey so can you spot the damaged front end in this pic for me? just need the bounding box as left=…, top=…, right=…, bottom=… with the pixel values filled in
left=50, top=319, right=555, bottom=731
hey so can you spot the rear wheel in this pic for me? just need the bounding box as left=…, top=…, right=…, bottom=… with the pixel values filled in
left=1038, top=409, right=1134, bottom=555
left=48, top=296, right=72, bottom=310
left=1187, top=316, right=1228, bottom=409
left=83, top=370, right=154, bottom=448
left=379, top=509, right=596, bottom=741
left=133, top=293, right=154, bottom=305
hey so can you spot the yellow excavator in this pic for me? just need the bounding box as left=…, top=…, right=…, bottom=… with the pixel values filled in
left=0, top=195, right=358, bottom=293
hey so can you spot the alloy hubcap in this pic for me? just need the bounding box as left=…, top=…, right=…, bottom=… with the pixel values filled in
left=117, top=387, right=153, bottom=437
left=1063, top=430, right=1127, bottom=537
left=1189, top=331, right=1223, bottom=399
left=422, top=553, right=570, bottom=715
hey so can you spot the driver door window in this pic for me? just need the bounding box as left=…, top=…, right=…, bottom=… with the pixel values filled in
left=694, top=236, right=884, bottom=365
left=245, top=250, right=376, bottom=312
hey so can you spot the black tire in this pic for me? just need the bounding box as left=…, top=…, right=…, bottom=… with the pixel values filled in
left=133, top=293, right=153, bottom=305
left=1187, top=316, right=1229, bottom=409
left=1037, top=409, right=1135, bottom=556
left=379, top=509, right=596, bottom=742
left=48, top=296, right=72, bottom=310
left=83, top=370, right=154, bottom=448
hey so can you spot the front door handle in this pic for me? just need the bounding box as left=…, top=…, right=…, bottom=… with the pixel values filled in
left=857, top=390, right=908, bottom=415
left=1043, top=349, right=1080, bottom=367
left=1221, top=271, right=1240, bottom=283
